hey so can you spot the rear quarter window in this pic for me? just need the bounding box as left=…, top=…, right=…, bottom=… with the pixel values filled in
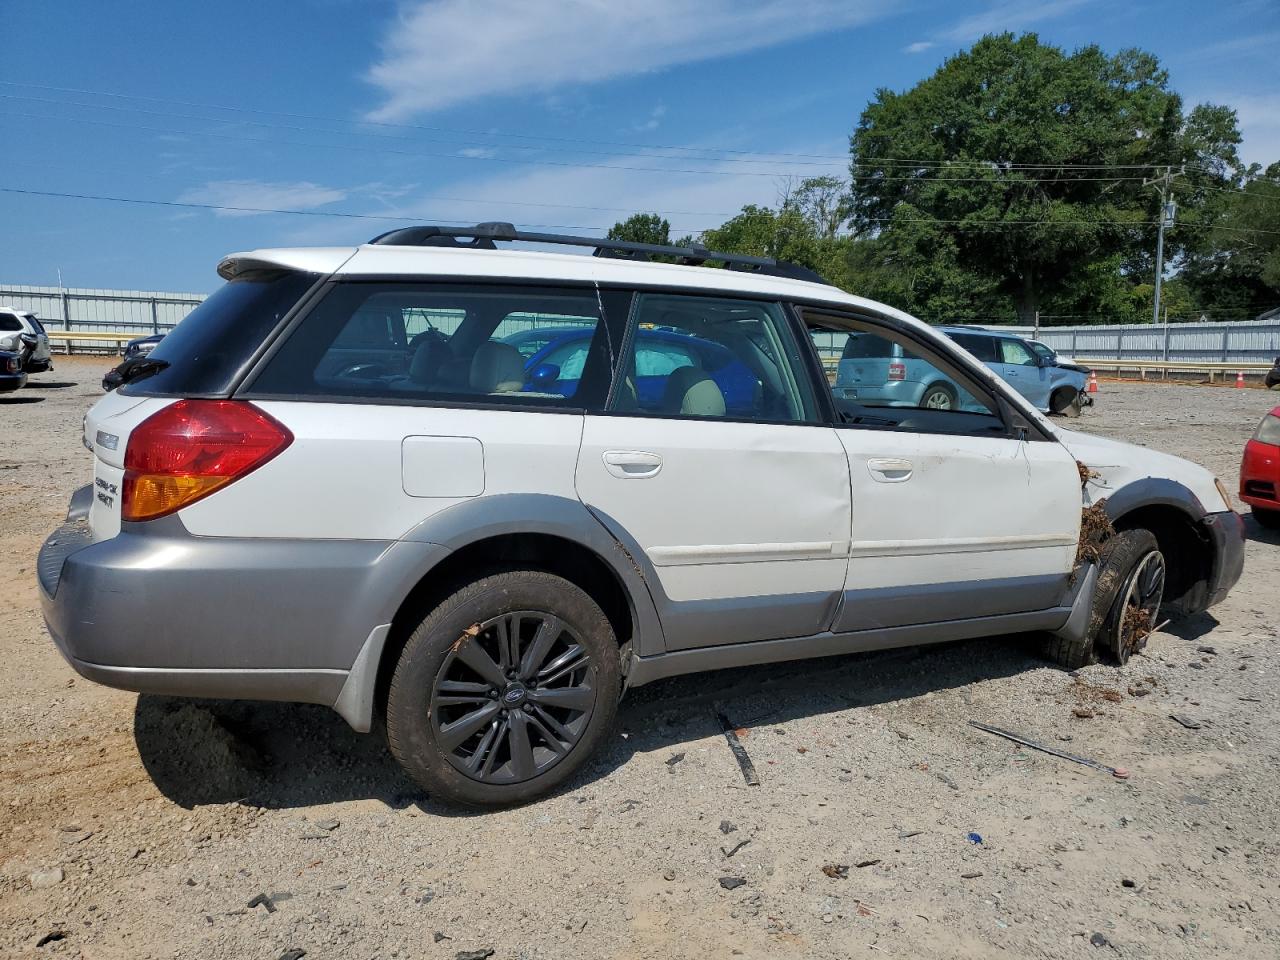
left=121, top=271, right=317, bottom=397
left=246, top=281, right=623, bottom=410
left=950, top=333, right=998, bottom=362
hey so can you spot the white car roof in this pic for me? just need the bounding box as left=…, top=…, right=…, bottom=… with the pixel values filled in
left=218, top=242, right=930, bottom=331
left=216, top=242, right=1055, bottom=433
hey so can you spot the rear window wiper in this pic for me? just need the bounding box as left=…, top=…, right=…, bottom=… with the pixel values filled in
left=120, top=357, right=170, bottom=386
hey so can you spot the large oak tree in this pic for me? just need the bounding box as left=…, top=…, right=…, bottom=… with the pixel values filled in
left=848, top=33, right=1242, bottom=323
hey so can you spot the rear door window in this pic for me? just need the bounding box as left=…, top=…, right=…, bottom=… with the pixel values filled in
left=608, top=293, right=817, bottom=422
left=249, top=282, right=623, bottom=409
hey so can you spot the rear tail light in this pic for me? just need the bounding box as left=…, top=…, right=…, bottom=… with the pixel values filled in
left=4, top=357, right=17, bottom=374
left=888, top=362, right=906, bottom=381
left=122, top=400, right=292, bottom=521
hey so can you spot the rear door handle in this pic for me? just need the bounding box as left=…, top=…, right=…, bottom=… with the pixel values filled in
left=603, top=450, right=663, bottom=479
left=867, top=458, right=913, bottom=483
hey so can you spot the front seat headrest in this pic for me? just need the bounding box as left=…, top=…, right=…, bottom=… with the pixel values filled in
left=409, top=338, right=448, bottom=385
left=470, top=341, right=526, bottom=393
left=662, top=365, right=725, bottom=417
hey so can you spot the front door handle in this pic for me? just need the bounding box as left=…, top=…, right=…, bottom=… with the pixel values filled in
left=867, top=458, right=913, bottom=483
left=603, top=450, right=663, bottom=479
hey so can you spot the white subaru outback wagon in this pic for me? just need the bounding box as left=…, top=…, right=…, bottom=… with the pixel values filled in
left=39, top=223, right=1244, bottom=806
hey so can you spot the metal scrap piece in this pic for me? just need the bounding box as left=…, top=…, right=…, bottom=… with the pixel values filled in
left=716, top=710, right=760, bottom=786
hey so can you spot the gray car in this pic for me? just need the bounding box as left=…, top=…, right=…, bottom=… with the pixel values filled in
left=833, top=325, right=1088, bottom=415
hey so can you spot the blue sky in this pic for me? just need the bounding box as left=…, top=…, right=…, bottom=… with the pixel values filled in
left=2, top=0, right=1278, bottom=292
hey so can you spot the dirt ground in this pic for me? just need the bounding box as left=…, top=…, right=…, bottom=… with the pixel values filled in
left=2, top=357, right=1278, bottom=960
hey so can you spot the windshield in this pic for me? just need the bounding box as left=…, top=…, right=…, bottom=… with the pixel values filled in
left=1029, top=341, right=1056, bottom=360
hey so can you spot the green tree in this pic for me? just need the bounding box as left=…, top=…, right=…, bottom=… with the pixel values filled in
left=700, top=177, right=859, bottom=285
left=848, top=33, right=1242, bottom=324
left=606, top=213, right=672, bottom=246
left=1180, top=162, right=1280, bottom=319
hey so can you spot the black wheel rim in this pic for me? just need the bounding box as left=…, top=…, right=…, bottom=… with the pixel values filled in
left=431, top=611, right=596, bottom=785
left=1113, top=550, right=1166, bottom=662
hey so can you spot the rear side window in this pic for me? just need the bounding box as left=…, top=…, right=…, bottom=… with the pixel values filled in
left=950, top=333, right=998, bottom=362
left=841, top=333, right=897, bottom=359
left=248, top=282, right=623, bottom=409
left=122, top=270, right=317, bottom=396
left=0, top=315, right=20, bottom=332
left=27, top=316, right=47, bottom=335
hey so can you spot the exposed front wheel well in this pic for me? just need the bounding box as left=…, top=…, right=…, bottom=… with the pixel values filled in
left=1110, top=505, right=1212, bottom=612
left=375, top=533, right=635, bottom=721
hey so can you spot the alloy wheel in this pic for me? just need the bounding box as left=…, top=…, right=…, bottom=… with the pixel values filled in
left=430, top=611, right=597, bottom=784
left=1112, top=550, right=1166, bottom=662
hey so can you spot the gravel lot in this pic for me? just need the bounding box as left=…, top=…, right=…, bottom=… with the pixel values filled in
left=2, top=358, right=1278, bottom=960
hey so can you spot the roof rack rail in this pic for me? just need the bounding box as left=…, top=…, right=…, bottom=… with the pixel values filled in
left=367, top=222, right=827, bottom=284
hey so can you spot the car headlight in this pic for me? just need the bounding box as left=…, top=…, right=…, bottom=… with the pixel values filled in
left=1255, top=412, right=1280, bottom=446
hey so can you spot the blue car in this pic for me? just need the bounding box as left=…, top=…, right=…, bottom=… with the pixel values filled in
left=512, top=327, right=760, bottom=416
left=833, top=325, right=1089, bottom=416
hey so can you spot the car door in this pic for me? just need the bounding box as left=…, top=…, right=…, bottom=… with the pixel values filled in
left=995, top=336, right=1051, bottom=410
left=576, top=292, right=852, bottom=651
left=805, top=313, right=1081, bottom=632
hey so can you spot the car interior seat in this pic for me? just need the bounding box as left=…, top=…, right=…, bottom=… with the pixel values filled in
left=662, top=365, right=725, bottom=417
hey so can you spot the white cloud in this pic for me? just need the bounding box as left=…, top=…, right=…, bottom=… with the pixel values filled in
left=270, top=135, right=847, bottom=248
left=936, top=0, right=1095, bottom=43
left=178, top=180, right=346, bottom=217
left=1228, top=93, right=1280, bottom=168
left=364, top=0, right=895, bottom=119
left=389, top=139, right=848, bottom=238
left=633, top=104, right=667, bottom=133
left=903, top=41, right=935, bottom=54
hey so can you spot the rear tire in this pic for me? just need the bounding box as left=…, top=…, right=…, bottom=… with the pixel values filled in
left=1254, top=508, right=1280, bottom=530
left=921, top=383, right=956, bottom=410
left=386, top=570, right=621, bottom=808
left=1043, top=529, right=1164, bottom=669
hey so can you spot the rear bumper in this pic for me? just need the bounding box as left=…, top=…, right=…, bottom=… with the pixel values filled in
left=1201, top=510, right=1245, bottom=609
left=0, top=371, right=26, bottom=392
left=38, top=508, right=449, bottom=730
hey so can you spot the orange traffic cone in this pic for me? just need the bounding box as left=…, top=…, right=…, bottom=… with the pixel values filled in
left=1235, top=371, right=1246, bottom=388
left=1087, top=371, right=1099, bottom=394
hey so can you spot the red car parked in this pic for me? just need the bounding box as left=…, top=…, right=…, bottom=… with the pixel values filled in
left=1241, top=404, right=1280, bottom=529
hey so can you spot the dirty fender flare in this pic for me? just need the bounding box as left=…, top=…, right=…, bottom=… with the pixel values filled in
left=1101, top=477, right=1206, bottom=524
left=398, top=493, right=665, bottom=657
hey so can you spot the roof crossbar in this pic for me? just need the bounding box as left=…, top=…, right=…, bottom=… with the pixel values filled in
left=367, top=222, right=826, bottom=284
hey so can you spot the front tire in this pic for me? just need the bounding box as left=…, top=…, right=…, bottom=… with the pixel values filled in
left=1043, top=529, right=1165, bottom=668
left=386, top=571, right=621, bottom=807
left=1050, top=387, right=1082, bottom=417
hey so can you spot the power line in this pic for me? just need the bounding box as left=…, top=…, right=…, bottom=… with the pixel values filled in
left=0, top=93, right=845, bottom=169
left=0, top=80, right=1189, bottom=173
left=0, top=110, right=1167, bottom=184
left=12, top=184, right=1280, bottom=238
left=0, top=186, right=608, bottom=231
left=0, top=79, right=848, bottom=163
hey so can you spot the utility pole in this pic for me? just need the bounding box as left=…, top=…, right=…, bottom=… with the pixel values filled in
left=1144, top=166, right=1185, bottom=326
